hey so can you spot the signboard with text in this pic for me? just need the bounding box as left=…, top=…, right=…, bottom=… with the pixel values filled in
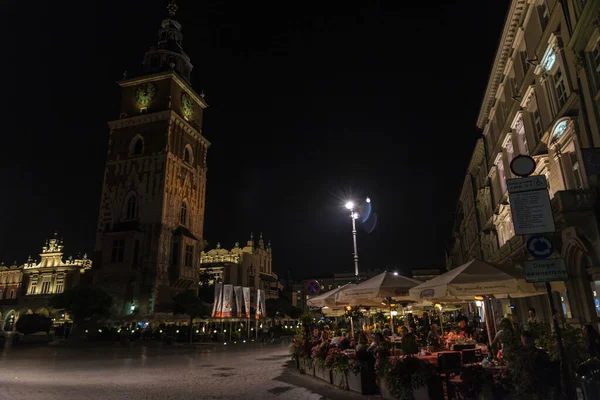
left=507, top=175, right=556, bottom=235
left=524, top=258, right=568, bottom=283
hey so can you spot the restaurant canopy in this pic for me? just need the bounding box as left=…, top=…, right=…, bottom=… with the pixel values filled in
left=408, top=259, right=565, bottom=302
left=336, top=272, right=422, bottom=306
left=306, top=283, right=354, bottom=308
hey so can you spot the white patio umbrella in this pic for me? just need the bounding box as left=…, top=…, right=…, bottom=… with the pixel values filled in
left=408, top=259, right=566, bottom=347
left=336, top=272, right=422, bottom=305
left=408, top=259, right=565, bottom=302
left=306, top=283, right=354, bottom=308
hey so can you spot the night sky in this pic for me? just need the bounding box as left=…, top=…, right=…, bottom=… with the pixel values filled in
left=1, top=1, right=508, bottom=279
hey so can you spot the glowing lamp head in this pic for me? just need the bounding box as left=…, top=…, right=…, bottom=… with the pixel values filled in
left=393, top=272, right=399, bottom=276
left=390, top=311, right=398, bottom=316
left=345, top=201, right=354, bottom=210
left=352, top=212, right=359, bottom=219
left=346, top=306, right=352, bottom=311
left=366, top=197, right=371, bottom=203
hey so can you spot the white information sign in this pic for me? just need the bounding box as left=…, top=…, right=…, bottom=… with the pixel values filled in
left=507, top=176, right=556, bottom=235
left=524, top=258, right=568, bottom=283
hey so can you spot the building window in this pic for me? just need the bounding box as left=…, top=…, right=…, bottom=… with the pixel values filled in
left=9, top=289, right=14, bottom=299
left=41, top=279, right=51, bottom=295
left=503, top=136, right=514, bottom=168
left=185, top=245, right=194, bottom=267
left=133, top=138, right=143, bottom=155
left=539, top=4, right=549, bottom=29
left=515, top=117, right=529, bottom=154
left=111, top=239, right=125, bottom=263
left=533, top=108, right=543, bottom=141
left=55, top=279, right=64, bottom=294
left=495, top=156, right=507, bottom=194
left=180, top=202, right=188, bottom=226
left=561, top=291, right=573, bottom=318
left=554, top=68, right=567, bottom=108
left=129, top=135, right=144, bottom=156
left=520, top=51, right=528, bottom=74
left=0, top=288, right=3, bottom=299
left=184, top=145, right=193, bottom=164
left=125, top=195, right=137, bottom=220
left=570, top=152, right=584, bottom=189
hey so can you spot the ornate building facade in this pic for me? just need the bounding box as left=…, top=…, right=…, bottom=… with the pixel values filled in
left=0, top=234, right=92, bottom=331
left=448, top=0, right=600, bottom=326
left=199, top=234, right=281, bottom=300
left=94, top=4, right=209, bottom=316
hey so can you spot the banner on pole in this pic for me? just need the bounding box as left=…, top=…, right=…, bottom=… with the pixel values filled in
left=212, top=282, right=223, bottom=318
left=222, top=284, right=233, bottom=318
left=255, top=289, right=262, bottom=319
left=234, top=286, right=242, bottom=318
left=243, top=287, right=251, bottom=318
left=260, top=290, right=266, bottom=320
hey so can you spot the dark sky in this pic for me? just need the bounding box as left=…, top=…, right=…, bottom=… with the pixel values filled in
left=1, top=0, right=508, bottom=279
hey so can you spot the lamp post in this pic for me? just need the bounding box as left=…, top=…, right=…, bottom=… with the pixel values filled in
left=345, top=201, right=361, bottom=282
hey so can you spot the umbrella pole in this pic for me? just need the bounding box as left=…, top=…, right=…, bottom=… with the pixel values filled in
left=484, top=296, right=494, bottom=351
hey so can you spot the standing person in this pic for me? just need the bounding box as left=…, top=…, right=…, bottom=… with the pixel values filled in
left=527, top=308, right=539, bottom=324
left=583, top=324, right=600, bottom=358
left=427, top=324, right=442, bottom=349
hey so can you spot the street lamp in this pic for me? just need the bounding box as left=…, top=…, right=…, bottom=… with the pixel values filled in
left=344, top=200, right=361, bottom=281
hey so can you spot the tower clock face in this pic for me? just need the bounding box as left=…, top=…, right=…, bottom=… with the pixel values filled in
left=135, top=83, right=156, bottom=106
left=181, top=93, right=194, bottom=118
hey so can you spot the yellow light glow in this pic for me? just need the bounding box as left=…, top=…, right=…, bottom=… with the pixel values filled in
left=474, top=296, right=484, bottom=300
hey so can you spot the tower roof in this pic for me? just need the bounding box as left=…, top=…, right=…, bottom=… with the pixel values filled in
left=142, top=1, right=193, bottom=83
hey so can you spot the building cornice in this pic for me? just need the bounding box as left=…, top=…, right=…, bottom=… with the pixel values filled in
left=467, top=139, right=486, bottom=176
left=118, top=71, right=209, bottom=109
left=477, top=0, right=528, bottom=128
left=108, top=110, right=172, bottom=130
left=170, top=111, right=211, bottom=148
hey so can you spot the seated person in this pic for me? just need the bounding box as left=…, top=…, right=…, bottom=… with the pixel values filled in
left=339, top=332, right=351, bottom=350
left=400, top=326, right=418, bottom=355
left=330, top=330, right=344, bottom=346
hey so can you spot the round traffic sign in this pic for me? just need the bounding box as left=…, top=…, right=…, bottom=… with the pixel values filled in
left=510, top=155, right=536, bottom=177
left=306, top=280, right=320, bottom=295
left=526, top=235, right=554, bottom=259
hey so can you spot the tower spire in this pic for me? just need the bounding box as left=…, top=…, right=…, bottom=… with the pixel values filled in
left=167, top=1, right=178, bottom=17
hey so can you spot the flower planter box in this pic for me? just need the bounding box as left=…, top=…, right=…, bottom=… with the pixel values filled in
left=299, top=358, right=314, bottom=376
left=314, top=364, right=332, bottom=383
left=332, top=368, right=377, bottom=395
left=379, top=377, right=429, bottom=400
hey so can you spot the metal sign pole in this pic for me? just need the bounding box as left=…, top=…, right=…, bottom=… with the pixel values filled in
left=507, top=162, right=572, bottom=398
left=545, top=282, right=572, bottom=397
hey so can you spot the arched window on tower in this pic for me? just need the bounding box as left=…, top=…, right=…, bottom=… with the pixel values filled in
left=184, top=145, right=193, bottom=164
left=129, top=135, right=144, bottom=157
left=125, top=194, right=137, bottom=220
left=180, top=202, right=188, bottom=226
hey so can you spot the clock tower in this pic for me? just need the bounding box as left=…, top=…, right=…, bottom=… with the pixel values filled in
left=94, top=2, right=209, bottom=316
